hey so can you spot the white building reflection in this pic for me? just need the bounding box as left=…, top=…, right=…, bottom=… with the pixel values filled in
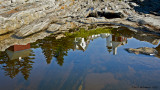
left=106, top=34, right=127, bottom=55
left=74, top=33, right=127, bottom=55
left=74, top=37, right=90, bottom=51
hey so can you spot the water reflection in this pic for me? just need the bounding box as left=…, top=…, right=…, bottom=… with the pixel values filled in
left=0, top=44, right=35, bottom=80
left=31, top=35, right=75, bottom=66
left=74, top=33, right=128, bottom=55
left=6, top=44, right=31, bottom=60
left=1, top=27, right=160, bottom=80
left=0, top=27, right=160, bottom=89
left=31, top=28, right=130, bottom=67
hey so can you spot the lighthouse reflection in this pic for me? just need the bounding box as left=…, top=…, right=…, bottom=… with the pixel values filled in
left=74, top=33, right=127, bottom=55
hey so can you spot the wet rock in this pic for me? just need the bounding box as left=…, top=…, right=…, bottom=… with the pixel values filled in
left=126, top=47, right=158, bottom=55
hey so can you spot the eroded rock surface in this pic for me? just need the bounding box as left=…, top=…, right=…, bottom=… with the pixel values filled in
left=0, top=0, right=159, bottom=37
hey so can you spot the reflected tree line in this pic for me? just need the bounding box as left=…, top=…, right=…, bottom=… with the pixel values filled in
left=0, top=35, right=77, bottom=79
left=0, top=51, right=35, bottom=80
left=0, top=26, right=160, bottom=79
left=31, top=35, right=76, bottom=66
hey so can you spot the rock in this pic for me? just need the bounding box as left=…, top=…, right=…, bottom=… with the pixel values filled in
left=126, top=47, right=158, bottom=55
left=47, top=24, right=61, bottom=32
left=11, top=0, right=28, bottom=3
left=136, top=0, right=145, bottom=3
left=129, top=2, right=139, bottom=7
left=48, top=21, right=77, bottom=33
left=14, top=17, right=53, bottom=38
left=0, top=9, right=47, bottom=35
left=152, top=39, right=159, bottom=45
left=0, top=33, right=12, bottom=41
left=0, top=0, right=160, bottom=38
left=66, top=22, right=78, bottom=29
left=127, top=15, right=160, bottom=30
left=55, top=34, right=65, bottom=39
left=87, top=12, right=99, bottom=18
left=138, top=20, right=146, bottom=26
left=0, top=30, right=51, bottom=51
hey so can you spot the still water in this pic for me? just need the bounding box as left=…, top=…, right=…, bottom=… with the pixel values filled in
left=1, top=27, right=160, bottom=90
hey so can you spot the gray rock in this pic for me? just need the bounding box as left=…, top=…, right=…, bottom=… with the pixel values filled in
left=0, top=0, right=160, bottom=37
left=126, top=47, right=158, bottom=55
left=48, top=24, right=61, bottom=32
left=129, top=2, right=139, bottom=7
left=14, top=17, right=53, bottom=37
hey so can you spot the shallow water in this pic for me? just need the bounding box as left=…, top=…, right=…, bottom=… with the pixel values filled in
left=1, top=27, right=160, bottom=90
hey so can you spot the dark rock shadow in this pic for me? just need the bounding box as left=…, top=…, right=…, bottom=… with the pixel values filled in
left=87, top=11, right=124, bottom=19
left=133, top=0, right=160, bottom=15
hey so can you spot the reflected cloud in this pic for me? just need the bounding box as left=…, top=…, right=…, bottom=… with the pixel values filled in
left=84, top=73, right=119, bottom=90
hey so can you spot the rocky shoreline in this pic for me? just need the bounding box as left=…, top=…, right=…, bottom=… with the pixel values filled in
left=0, top=0, right=160, bottom=51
